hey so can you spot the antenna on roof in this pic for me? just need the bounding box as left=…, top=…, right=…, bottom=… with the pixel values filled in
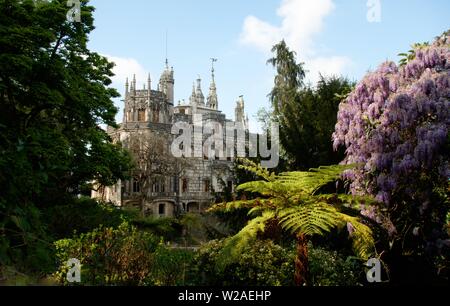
left=165, top=29, right=168, bottom=67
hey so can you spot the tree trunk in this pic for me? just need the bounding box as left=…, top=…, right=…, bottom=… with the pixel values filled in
left=140, top=196, right=146, bottom=217
left=294, top=233, right=309, bottom=286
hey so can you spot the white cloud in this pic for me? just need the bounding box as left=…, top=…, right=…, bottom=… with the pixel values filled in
left=306, top=56, right=352, bottom=84
left=103, top=55, right=148, bottom=93
left=240, top=0, right=351, bottom=82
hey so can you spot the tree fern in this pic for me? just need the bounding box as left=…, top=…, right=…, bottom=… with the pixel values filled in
left=210, top=160, right=377, bottom=279
left=217, top=211, right=275, bottom=269
left=279, top=201, right=342, bottom=236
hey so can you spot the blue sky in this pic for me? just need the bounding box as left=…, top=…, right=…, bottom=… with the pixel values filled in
left=87, top=0, right=450, bottom=132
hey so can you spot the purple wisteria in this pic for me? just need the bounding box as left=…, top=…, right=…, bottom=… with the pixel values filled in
left=333, top=33, right=450, bottom=237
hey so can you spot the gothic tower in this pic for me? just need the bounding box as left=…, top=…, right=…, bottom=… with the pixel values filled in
left=159, top=59, right=175, bottom=105
left=235, top=95, right=248, bottom=130
left=207, top=58, right=218, bottom=110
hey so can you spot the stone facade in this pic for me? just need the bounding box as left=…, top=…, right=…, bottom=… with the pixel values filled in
left=92, top=60, right=248, bottom=217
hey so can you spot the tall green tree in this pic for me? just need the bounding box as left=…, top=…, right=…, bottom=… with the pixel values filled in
left=0, top=0, right=131, bottom=271
left=266, top=40, right=353, bottom=170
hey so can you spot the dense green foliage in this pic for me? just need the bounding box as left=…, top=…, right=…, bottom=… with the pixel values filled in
left=265, top=40, right=354, bottom=170
left=54, top=222, right=158, bottom=285
left=189, top=238, right=364, bottom=286
left=0, top=0, right=132, bottom=272
left=210, top=161, right=377, bottom=285
left=43, top=197, right=127, bottom=240
left=150, top=246, right=195, bottom=286
left=308, top=246, right=364, bottom=286
left=211, top=161, right=375, bottom=261
left=190, top=239, right=295, bottom=286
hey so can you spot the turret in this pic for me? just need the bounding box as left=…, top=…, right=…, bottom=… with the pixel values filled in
left=207, top=58, right=218, bottom=110
left=132, top=74, right=136, bottom=96
left=235, top=95, right=248, bottom=130
left=189, top=82, right=197, bottom=105
left=159, top=60, right=174, bottom=105
left=195, top=76, right=205, bottom=105
left=147, top=73, right=152, bottom=91
left=147, top=73, right=151, bottom=103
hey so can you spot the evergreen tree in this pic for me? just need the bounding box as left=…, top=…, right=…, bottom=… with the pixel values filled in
left=267, top=41, right=353, bottom=170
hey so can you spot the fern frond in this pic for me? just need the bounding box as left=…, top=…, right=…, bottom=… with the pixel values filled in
left=278, top=202, right=341, bottom=236
left=207, top=198, right=276, bottom=214
left=339, top=214, right=375, bottom=260
left=278, top=165, right=354, bottom=195
left=237, top=180, right=294, bottom=200
left=217, top=211, right=275, bottom=269
left=237, top=158, right=276, bottom=182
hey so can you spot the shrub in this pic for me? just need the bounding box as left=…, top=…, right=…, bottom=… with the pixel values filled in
left=129, top=213, right=182, bottom=241
left=189, top=239, right=295, bottom=286
left=332, top=32, right=450, bottom=282
left=308, top=246, right=365, bottom=286
left=54, top=222, right=158, bottom=286
left=150, top=246, right=195, bottom=286
left=44, top=197, right=128, bottom=240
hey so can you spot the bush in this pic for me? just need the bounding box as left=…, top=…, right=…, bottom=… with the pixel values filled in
left=44, top=197, right=128, bottom=240
left=189, top=239, right=295, bottom=286
left=333, top=32, right=450, bottom=283
left=129, top=212, right=182, bottom=242
left=54, top=222, right=159, bottom=286
left=308, top=246, right=365, bottom=286
left=150, top=247, right=195, bottom=286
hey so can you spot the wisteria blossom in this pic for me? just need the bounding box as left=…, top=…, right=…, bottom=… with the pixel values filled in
left=333, top=33, right=450, bottom=242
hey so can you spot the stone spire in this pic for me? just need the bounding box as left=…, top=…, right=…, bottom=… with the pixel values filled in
left=147, top=73, right=151, bottom=91
left=235, top=95, right=248, bottom=130
left=189, top=82, right=197, bottom=105
left=125, top=77, right=129, bottom=96
left=132, top=74, right=136, bottom=96
left=207, top=58, right=218, bottom=110
left=195, top=76, right=205, bottom=105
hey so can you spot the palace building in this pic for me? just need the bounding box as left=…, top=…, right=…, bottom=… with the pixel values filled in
left=92, top=59, right=249, bottom=217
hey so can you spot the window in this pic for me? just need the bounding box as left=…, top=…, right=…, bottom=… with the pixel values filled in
left=182, top=179, right=188, bottom=193
left=158, top=204, right=165, bottom=216
left=133, top=180, right=140, bottom=193
left=227, top=181, right=233, bottom=191
left=204, top=180, right=210, bottom=193
left=138, top=109, right=146, bottom=122
left=153, top=182, right=160, bottom=193
left=173, top=177, right=178, bottom=193
left=153, top=110, right=159, bottom=123
left=179, top=109, right=185, bottom=115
